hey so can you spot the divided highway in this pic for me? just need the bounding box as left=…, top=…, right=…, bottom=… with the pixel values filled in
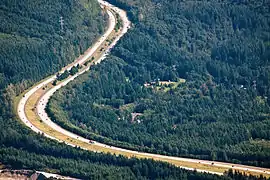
left=16, top=0, right=270, bottom=178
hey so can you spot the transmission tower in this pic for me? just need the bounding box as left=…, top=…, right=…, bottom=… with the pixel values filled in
left=59, top=16, right=64, bottom=32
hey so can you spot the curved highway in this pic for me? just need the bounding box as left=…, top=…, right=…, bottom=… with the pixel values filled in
left=16, top=0, right=270, bottom=178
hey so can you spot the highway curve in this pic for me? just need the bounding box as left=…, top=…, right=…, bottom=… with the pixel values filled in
left=16, top=0, right=270, bottom=178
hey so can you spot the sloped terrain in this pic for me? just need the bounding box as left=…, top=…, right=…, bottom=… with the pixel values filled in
left=49, top=0, right=270, bottom=167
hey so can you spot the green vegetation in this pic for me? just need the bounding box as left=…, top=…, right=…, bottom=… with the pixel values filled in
left=114, top=13, right=123, bottom=32
left=55, top=65, right=80, bottom=83
left=0, top=0, right=241, bottom=178
left=48, top=0, right=270, bottom=169
left=69, top=65, right=80, bottom=76
left=0, top=0, right=269, bottom=178
left=0, top=0, right=106, bottom=90
left=0, top=134, right=232, bottom=179
left=57, top=70, right=70, bottom=81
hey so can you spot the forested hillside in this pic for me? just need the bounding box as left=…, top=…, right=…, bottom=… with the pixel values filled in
left=0, top=0, right=241, bottom=179
left=0, top=0, right=106, bottom=90
left=0, top=0, right=206, bottom=179
left=1, top=136, right=230, bottom=180
left=48, top=0, right=270, bottom=168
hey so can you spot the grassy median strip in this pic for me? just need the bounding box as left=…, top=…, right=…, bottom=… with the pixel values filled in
left=13, top=8, right=270, bottom=179
left=24, top=88, right=270, bottom=177
left=24, top=86, right=228, bottom=173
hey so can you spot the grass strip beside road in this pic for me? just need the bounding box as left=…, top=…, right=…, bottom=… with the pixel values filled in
left=13, top=5, right=270, bottom=179
left=24, top=86, right=229, bottom=174
left=21, top=75, right=270, bottom=178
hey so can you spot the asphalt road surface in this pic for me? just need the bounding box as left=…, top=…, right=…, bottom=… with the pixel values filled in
left=17, top=0, right=270, bottom=178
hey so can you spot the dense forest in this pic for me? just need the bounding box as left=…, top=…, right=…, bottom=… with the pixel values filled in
left=48, top=0, right=270, bottom=168
left=0, top=0, right=222, bottom=179
left=0, top=132, right=230, bottom=180
left=0, top=0, right=247, bottom=179
left=0, top=0, right=269, bottom=178
left=0, top=0, right=106, bottom=90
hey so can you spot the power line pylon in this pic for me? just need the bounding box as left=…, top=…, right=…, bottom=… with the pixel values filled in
left=59, top=16, right=64, bottom=32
